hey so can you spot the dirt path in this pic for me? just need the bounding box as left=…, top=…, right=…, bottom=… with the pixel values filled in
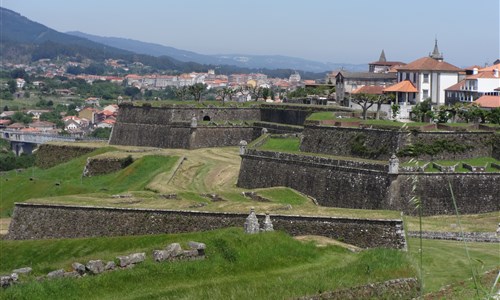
left=149, top=147, right=242, bottom=194
left=0, top=218, right=10, bottom=236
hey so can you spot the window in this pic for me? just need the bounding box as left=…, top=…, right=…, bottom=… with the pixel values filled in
left=423, top=73, right=429, bottom=83
left=423, top=89, right=429, bottom=99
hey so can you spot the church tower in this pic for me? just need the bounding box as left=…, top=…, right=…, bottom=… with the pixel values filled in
left=429, top=39, right=443, bottom=61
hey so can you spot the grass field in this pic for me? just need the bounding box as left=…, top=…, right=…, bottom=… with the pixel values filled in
left=0, top=143, right=498, bottom=298
left=0, top=228, right=416, bottom=300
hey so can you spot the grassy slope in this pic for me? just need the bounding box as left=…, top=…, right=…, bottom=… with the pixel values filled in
left=0, top=228, right=415, bottom=300
left=407, top=238, right=500, bottom=297
left=0, top=148, right=178, bottom=217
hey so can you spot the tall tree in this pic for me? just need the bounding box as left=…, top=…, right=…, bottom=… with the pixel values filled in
left=374, top=93, right=395, bottom=120
left=189, top=83, right=206, bottom=103
left=351, top=93, right=376, bottom=120
left=175, top=86, right=190, bottom=101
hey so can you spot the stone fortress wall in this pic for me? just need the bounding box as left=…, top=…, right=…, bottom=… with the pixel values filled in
left=237, top=148, right=500, bottom=215
left=7, top=203, right=406, bottom=249
left=300, top=125, right=497, bottom=161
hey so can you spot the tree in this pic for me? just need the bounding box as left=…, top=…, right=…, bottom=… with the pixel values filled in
left=7, top=79, right=17, bottom=94
left=246, top=84, right=263, bottom=101
left=351, top=93, right=376, bottom=120
left=188, top=83, right=206, bottom=102
left=11, top=111, right=32, bottom=124
left=374, top=93, right=395, bottom=120
left=391, top=103, right=400, bottom=120
left=216, top=87, right=237, bottom=105
left=411, top=98, right=433, bottom=122
left=2, top=106, right=8, bottom=112
left=124, top=87, right=141, bottom=100
left=486, top=108, right=500, bottom=124
left=175, top=86, right=190, bottom=101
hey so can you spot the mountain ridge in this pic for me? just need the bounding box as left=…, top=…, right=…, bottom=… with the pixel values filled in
left=67, top=31, right=367, bottom=72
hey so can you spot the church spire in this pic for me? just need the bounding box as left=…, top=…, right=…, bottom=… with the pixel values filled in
left=429, top=38, right=443, bottom=61
left=379, top=49, right=387, bottom=62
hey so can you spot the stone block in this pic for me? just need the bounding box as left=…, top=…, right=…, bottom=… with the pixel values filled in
left=188, top=241, right=206, bottom=256
left=72, top=262, right=86, bottom=275
left=182, top=249, right=199, bottom=258
left=116, top=256, right=131, bottom=267
left=63, top=271, right=80, bottom=278
left=12, top=267, right=32, bottom=275
left=47, top=269, right=65, bottom=279
left=165, top=243, right=183, bottom=258
left=128, top=253, right=146, bottom=264
left=152, top=250, right=169, bottom=262
left=105, top=261, right=116, bottom=271
left=0, top=275, right=13, bottom=288
left=86, top=260, right=105, bottom=275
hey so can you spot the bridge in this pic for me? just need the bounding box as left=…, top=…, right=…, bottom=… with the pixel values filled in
left=1, top=130, right=107, bottom=156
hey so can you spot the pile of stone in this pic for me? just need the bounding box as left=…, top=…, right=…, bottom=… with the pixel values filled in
left=153, top=241, right=206, bottom=262
left=242, top=191, right=271, bottom=202
left=200, top=193, right=225, bottom=202
left=0, top=252, right=146, bottom=289
left=1, top=242, right=207, bottom=289
left=1, top=267, right=31, bottom=288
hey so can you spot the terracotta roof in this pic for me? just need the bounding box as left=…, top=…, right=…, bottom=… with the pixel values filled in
left=466, top=71, right=500, bottom=79
left=30, top=121, right=55, bottom=127
left=0, top=120, right=11, bottom=125
left=397, top=57, right=462, bottom=72
left=474, top=95, right=500, bottom=108
left=351, top=85, right=385, bottom=95
left=383, top=80, right=418, bottom=93
left=445, top=80, right=466, bottom=91
left=7, top=122, right=25, bottom=129
left=478, top=63, right=500, bottom=72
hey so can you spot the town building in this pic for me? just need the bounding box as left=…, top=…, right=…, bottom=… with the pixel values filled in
left=368, top=50, right=405, bottom=73
left=390, top=40, right=462, bottom=105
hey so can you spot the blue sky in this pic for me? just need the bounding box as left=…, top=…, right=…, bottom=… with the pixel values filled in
left=1, top=0, right=499, bottom=66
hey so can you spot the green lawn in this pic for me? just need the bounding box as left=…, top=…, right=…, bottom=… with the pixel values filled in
left=259, top=137, right=300, bottom=152
left=0, top=228, right=416, bottom=300
left=407, top=238, right=500, bottom=297
left=0, top=150, right=178, bottom=217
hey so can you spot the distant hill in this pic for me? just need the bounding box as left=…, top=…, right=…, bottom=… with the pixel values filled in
left=0, top=7, right=332, bottom=79
left=67, top=31, right=367, bottom=73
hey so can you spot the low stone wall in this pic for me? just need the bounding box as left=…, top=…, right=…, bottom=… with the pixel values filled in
left=253, top=121, right=303, bottom=134
left=36, top=144, right=101, bottom=169
left=407, top=231, right=499, bottom=243
left=297, top=278, right=419, bottom=300
left=83, top=157, right=129, bottom=177
left=6, top=203, right=406, bottom=249
left=300, top=125, right=495, bottom=161
left=237, top=150, right=500, bottom=215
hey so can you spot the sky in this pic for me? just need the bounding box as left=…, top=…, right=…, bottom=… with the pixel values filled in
left=1, top=0, right=499, bottom=67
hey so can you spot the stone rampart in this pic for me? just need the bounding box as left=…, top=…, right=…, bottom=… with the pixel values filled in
left=6, top=203, right=406, bottom=249
left=110, top=123, right=256, bottom=149
left=392, top=173, right=500, bottom=215
left=36, top=144, right=101, bottom=169
left=253, top=121, right=303, bottom=134
left=300, top=125, right=495, bottom=161
left=238, top=150, right=391, bottom=210
left=116, top=104, right=261, bottom=124
left=237, top=150, right=500, bottom=215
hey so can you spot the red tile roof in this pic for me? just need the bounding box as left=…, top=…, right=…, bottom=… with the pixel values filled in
left=351, top=85, right=385, bottom=95
left=383, top=80, right=418, bottom=93
left=397, top=57, right=461, bottom=72
left=445, top=80, right=466, bottom=91
left=474, top=95, right=500, bottom=108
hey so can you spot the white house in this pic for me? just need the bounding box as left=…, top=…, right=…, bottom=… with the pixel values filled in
left=445, top=63, right=500, bottom=104
left=393, top=40, right=462, bottom=105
